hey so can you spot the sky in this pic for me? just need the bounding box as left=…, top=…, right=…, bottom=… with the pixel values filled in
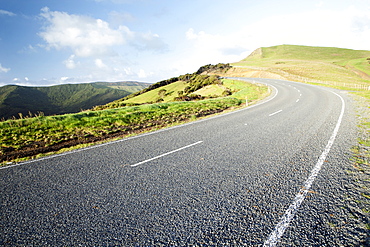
left=0, top=0, right=369, bottom=86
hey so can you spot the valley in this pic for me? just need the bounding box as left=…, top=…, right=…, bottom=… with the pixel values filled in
left=0, top=81, right=150, bottom=120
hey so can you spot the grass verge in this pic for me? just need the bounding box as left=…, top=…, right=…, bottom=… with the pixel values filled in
left=348, top=91, right=370, bottom=239
left=1, top=97, right=254, bottom=166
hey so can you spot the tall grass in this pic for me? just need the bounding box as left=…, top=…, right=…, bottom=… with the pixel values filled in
left=222, top=79, right=269, bottom=102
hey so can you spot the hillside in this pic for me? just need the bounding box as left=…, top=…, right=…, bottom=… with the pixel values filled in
left=0, top=81, right=150, bottom=120
left=95, top=64, right=243, bottom=110
left=228, top=45, right=370, bottom=90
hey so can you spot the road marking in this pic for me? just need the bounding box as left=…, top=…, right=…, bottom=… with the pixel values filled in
left=269, top=110, right=282, bottom=117
left=263, top=92, right=345, bottom=247
left=296, top=99, right=300, bottom=103
left=130, top=141, right=203, bottom=167
left=1, top=78, right=278, bottom=170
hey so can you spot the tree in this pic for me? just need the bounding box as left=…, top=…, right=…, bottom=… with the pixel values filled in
left=158, top=89, right=166, bottom=97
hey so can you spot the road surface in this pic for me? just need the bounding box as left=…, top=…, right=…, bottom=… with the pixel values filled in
left=1, top=78, right=361, bottom=246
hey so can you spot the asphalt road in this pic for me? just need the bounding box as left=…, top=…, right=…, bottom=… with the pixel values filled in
left=1, top=78, right=362, bottom=246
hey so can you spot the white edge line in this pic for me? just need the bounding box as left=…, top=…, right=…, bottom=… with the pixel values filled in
left=263, top=91, right=345, bottom=247
left=1, top=78, right=279, bottom=170
left=130, top=141, right=203, bottom=167
left=269, top=109, right=283, bottom=117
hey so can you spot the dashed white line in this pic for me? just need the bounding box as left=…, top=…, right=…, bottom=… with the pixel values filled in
left=296, top=99, right=300, bottom=103
left=0, top=79, right=279, bottom=170
left=130, top=141, right=203, bottom=167
left=269, top=110, right=283, bottom=117
left=263, top=91, right=345, bottom=247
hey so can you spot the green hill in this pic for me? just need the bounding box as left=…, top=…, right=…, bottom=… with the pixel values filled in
left=229, top=45, right=370, bottom=90
left=94, top=64, right=267, bottom=110
left=0, top=81, right=150, bottom=120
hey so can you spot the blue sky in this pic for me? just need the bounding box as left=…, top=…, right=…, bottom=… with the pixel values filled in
left=0, top=0, right=369, bottom=86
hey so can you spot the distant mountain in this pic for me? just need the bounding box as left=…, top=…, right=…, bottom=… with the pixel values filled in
left=0, top=81, right=150, bottom=120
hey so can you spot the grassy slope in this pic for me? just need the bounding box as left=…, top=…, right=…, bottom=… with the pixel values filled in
left=195, top=84, right=225, bottom=97
left=230, top=45, right=370, bottom=89
left=110, top=78, right=267, bottom=106
left=124, top=80, right=188, bottom=103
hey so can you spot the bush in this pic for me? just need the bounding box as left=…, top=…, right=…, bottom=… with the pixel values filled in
left=196, top=63, right=232, bottom=74
left=222, top=89, right=232, bottom=96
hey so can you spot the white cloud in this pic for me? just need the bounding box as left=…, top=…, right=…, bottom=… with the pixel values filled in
left=0, top=9, right=16, bottom=16
left=63, top=55, right=78, bottom=69
left=350, top=8, right=370, bottom=33
left=18, top=44, right=38, bottom=54
left=123, top=68, right=134, bottom=75
left=39, top=7, right=168, bottom=57
left=184, top=28, right=250, bottom=66
left=39, top=7, right=126, bottom=57
left=95, top=58, right=107, bottom=69
left=0, top=64, right=10, bottom=73
left=138, top=69, right=153, bottom=78
left=315, top=1, right=324, bottom=8
left=131, top=32, right=168, bottom=52
left=185, top=28, right=198, bottom=40
left=109, top=11, right=135, bottom=24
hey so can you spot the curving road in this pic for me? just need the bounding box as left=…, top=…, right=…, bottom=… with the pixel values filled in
left=0, top=78, right=359, bottom=246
